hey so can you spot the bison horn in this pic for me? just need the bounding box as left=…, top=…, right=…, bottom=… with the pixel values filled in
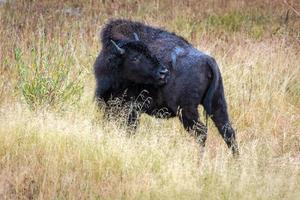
left=110, top=40, right=125, bottom=54
left=133, top=32, right=139, bottom=41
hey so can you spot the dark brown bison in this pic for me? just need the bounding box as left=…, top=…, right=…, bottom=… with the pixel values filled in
left=94, top=19, right=238, bottom=155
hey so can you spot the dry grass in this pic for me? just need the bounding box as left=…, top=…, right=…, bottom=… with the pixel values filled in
left=0, top=0, right=300, bottom=199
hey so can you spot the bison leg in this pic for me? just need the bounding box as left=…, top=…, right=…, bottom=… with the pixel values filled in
left=179, top=106, right=208, bottom=148
left=210, top=95, right=239, bottom=155
left=127, top=109, right=140, bottom=131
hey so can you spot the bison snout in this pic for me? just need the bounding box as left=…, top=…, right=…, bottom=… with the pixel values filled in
left=156, top=67, right=169, bottom=86
left=158, top=68, right=169, bottom=79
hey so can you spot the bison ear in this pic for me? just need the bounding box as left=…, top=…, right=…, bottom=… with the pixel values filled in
left=111, top=40, right=125, bottom=55
left=133, top=32, right=139, bottom=41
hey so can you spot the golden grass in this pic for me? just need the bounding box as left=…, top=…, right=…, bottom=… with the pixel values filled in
left=0, top=0, right=300, bottom=199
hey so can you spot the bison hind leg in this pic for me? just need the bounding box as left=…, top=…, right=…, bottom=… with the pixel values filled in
left=210, top=86, right=239, bottom=156
left=179, top=105, right=208, bottom=148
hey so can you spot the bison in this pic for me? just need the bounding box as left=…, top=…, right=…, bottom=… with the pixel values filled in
left=94, top=19, right=239, bottom=155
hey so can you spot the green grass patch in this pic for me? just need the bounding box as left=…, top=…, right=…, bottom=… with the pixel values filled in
left=202, top=10, right=269, bottom=38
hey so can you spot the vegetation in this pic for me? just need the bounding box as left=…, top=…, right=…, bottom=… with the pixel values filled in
left=0, top=0, right=299, bottom=199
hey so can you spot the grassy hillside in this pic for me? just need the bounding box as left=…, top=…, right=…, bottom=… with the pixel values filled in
left=0, top=0, right=300, bottom=199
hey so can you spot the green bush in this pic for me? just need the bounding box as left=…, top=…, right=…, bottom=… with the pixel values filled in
left=15, top=46, right=84, bottom=110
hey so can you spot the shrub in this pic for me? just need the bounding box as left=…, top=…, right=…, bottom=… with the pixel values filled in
left=15, top=45, right=84, bottom=110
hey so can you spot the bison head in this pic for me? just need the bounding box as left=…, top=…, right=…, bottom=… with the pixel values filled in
left=110, top=36, right=169, bottom=86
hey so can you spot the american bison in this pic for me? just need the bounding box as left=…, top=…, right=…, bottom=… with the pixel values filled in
left=94, top=19, right=238, bottom=155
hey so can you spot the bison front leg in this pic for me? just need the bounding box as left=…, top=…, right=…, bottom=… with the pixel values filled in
left=127, top=109, right=140, bottom=131
left=179, top=106, right=208, bottom=149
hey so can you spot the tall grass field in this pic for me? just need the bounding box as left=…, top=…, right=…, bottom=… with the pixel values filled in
left=0, top=0, right=300, bottom=199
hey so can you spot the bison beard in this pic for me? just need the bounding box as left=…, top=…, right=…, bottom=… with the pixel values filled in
left=94, top=19, right=239, bottom=156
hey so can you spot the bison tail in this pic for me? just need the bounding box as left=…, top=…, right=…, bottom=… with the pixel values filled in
left=203, top=57, right=220, bottom=117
